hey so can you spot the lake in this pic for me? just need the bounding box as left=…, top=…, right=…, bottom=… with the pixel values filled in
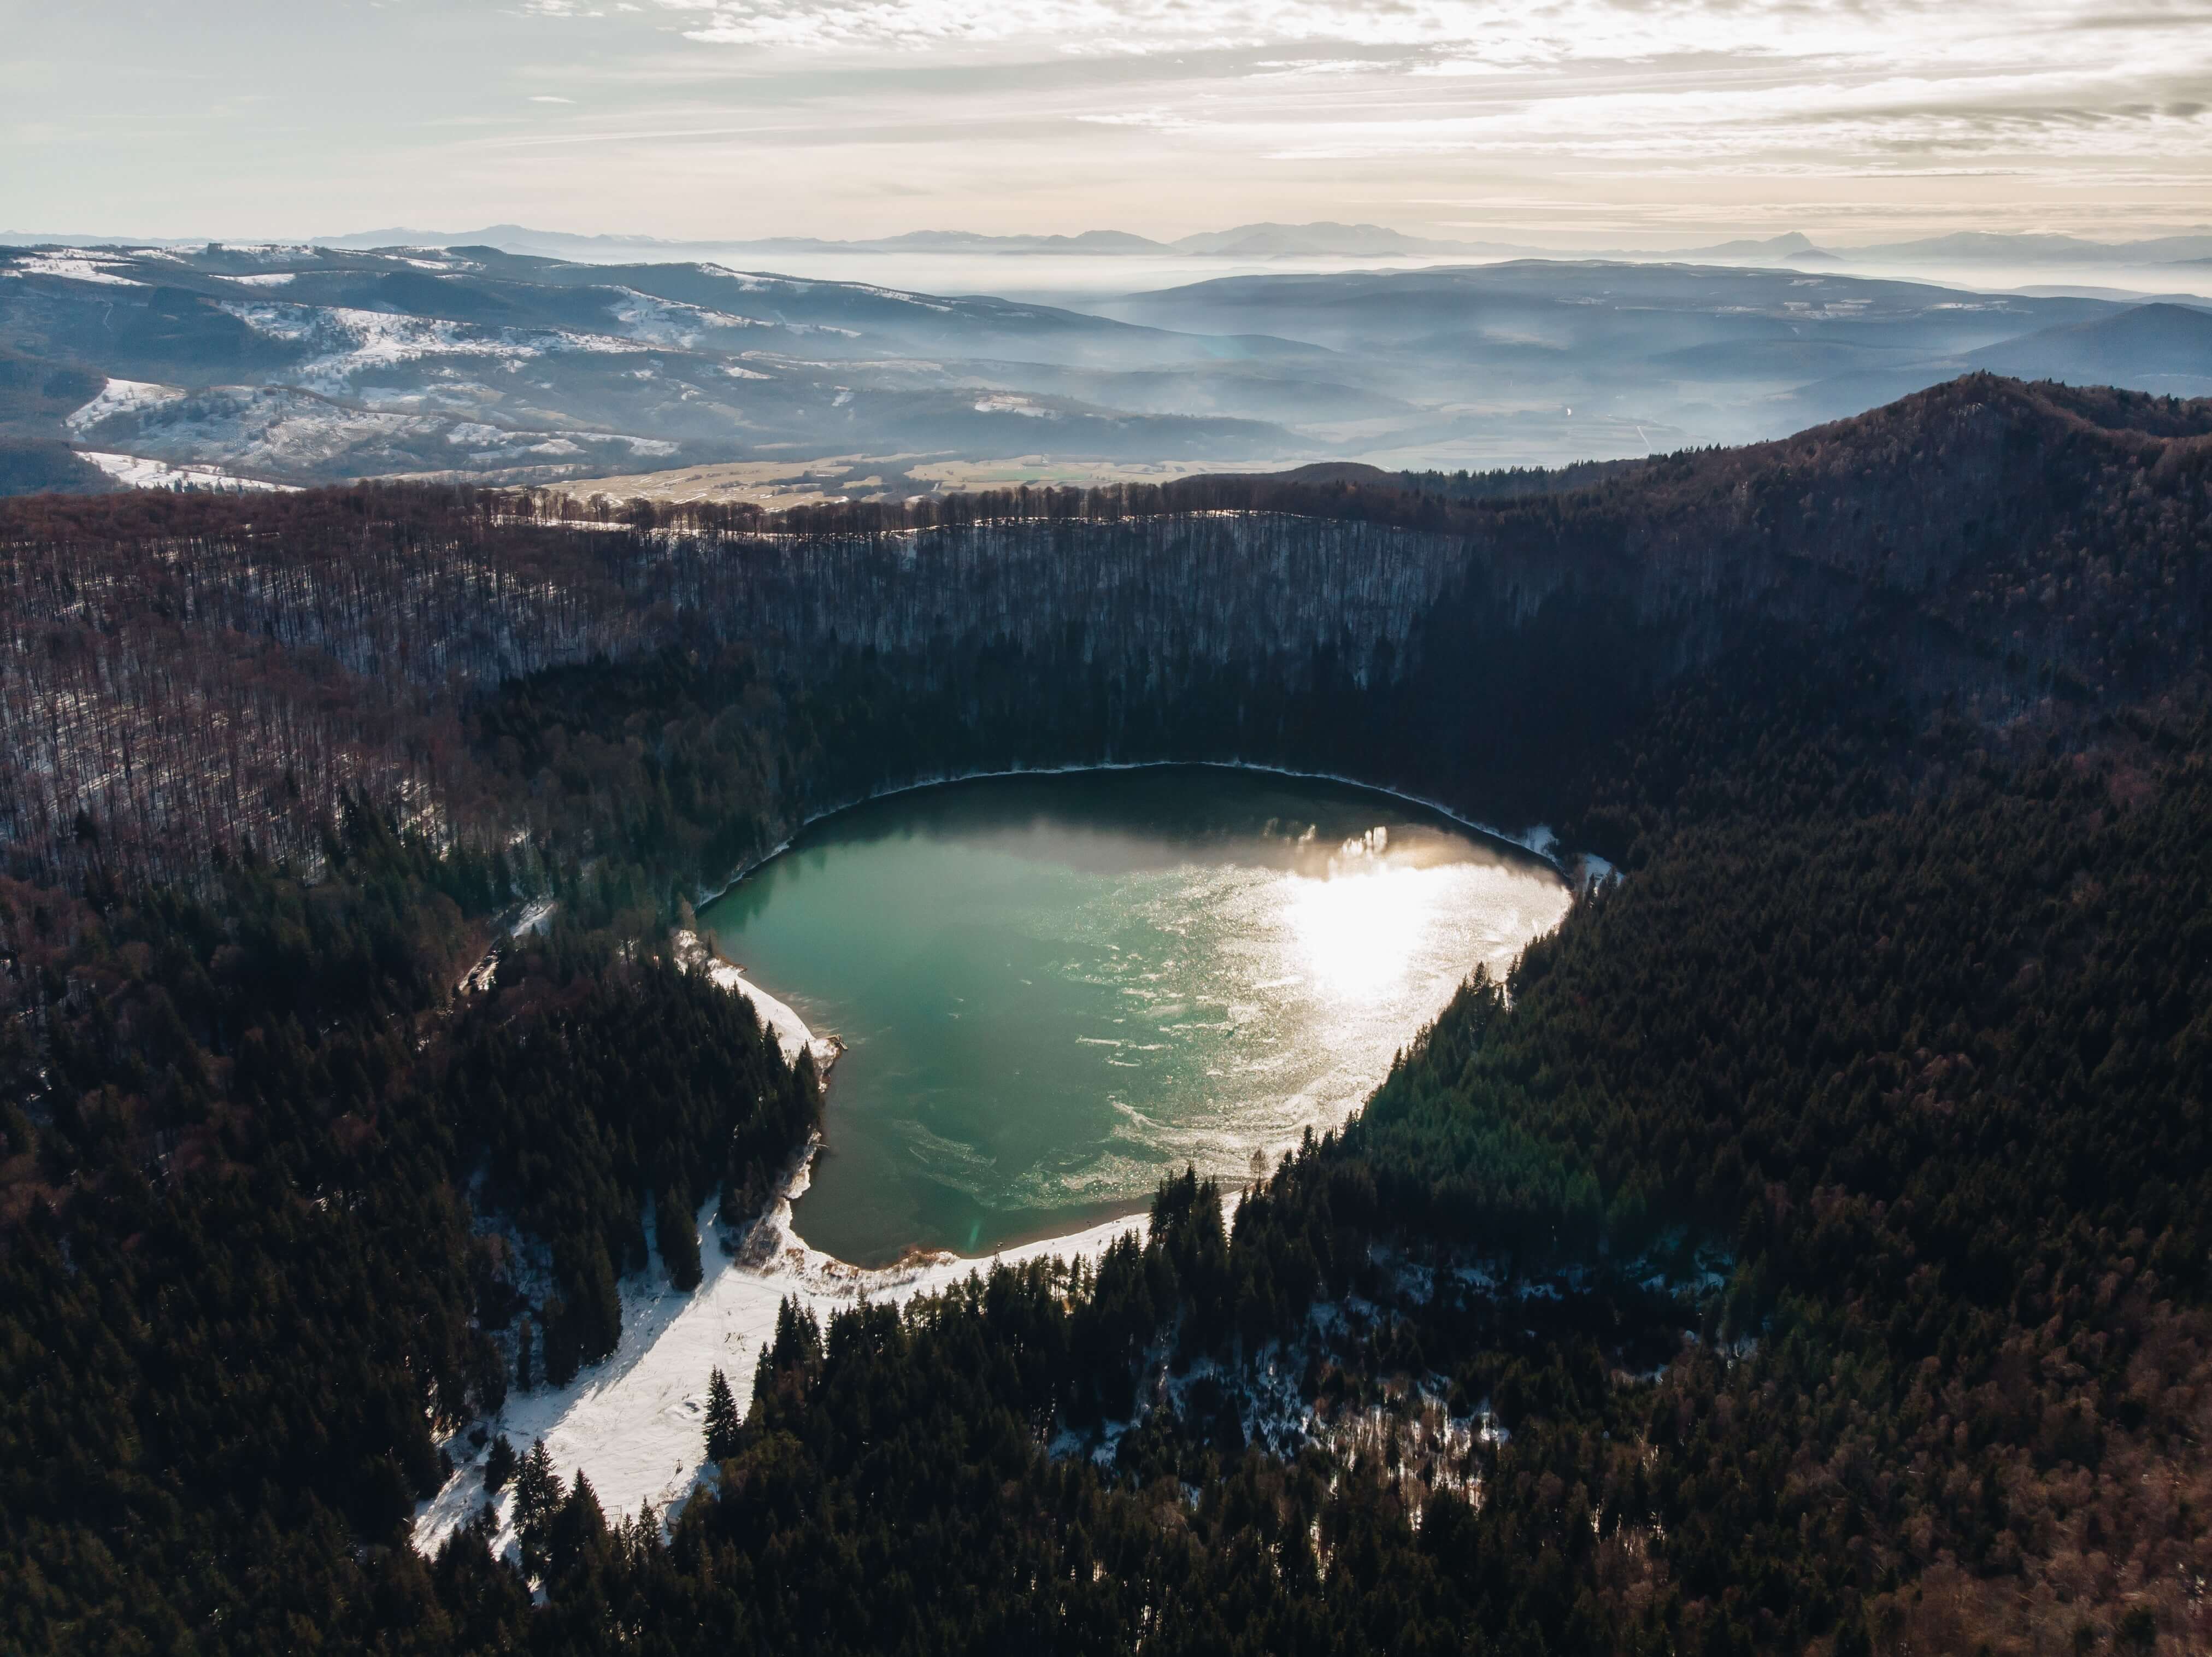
left=696, top=766, right=1570, bottom=1265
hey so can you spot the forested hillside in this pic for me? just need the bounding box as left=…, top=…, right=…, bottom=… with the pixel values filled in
left=2, top=376, right=2209, bottom=1654
left=8, top=376, right=2206, bottom=894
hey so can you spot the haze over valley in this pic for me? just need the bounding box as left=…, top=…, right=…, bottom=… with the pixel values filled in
left=7, top=230, right=2211, bottom=498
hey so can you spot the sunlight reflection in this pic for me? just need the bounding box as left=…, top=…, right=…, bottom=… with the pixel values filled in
left=1283, top=844, right=1440, bottom=1003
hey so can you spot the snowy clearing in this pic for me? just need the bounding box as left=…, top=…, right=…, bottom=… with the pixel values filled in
left=78, top=451, right=298, bottom=493
left=66, top=378, right=187, bottom=434
left=9, top=252, right=148, bottom=285
left=411, top=1120, right=1146, bottom=1558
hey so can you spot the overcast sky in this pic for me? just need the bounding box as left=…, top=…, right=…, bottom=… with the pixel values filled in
left=7, top=0, right=2209, bottom=245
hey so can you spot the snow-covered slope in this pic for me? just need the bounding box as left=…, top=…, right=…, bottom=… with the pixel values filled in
left=410, top=957, right=1144, bottom=1554
left=1, top=243, right=1306, bottom=490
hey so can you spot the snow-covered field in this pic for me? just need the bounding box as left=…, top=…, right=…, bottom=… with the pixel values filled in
left=66, top=378, right=186, bottom=434
left=9, top=251, right=148, bottom=285
left=77, top=450, right=298, bottom=493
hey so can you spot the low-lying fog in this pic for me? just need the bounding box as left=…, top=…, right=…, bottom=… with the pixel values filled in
left=7, top=231, right=2209, bottom=496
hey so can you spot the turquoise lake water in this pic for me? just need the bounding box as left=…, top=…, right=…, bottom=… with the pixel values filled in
left=697, top=767, right=1569, bottom=1265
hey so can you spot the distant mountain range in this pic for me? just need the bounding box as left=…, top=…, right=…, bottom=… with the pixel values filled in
left=4, top=240, right=2209, bottom=496
left=1846, top=230, right=2212, bottom=264
left=14, top=222, right=2212, bottom=273
left=293, top=222, right=2212, bottom=268
left=299, top=221, right=1521, bottom=261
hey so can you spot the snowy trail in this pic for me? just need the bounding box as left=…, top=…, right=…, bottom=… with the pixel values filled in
left=410, top=956, right=1145, bottom=1556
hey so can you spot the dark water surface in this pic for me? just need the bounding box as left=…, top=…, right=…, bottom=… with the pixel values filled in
left=697, top=767, right=1569, bottom=1266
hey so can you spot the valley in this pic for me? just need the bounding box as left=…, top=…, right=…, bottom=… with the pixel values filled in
left=7, top=239, right=2211, bottom=499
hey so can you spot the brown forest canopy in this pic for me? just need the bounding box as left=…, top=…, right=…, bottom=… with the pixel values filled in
left=3, top=375, right=2206, bottom=894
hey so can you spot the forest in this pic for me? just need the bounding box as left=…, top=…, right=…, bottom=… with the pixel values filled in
left=2, top=373, right=2209, bottom=1654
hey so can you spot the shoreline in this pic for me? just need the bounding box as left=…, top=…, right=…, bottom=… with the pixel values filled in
left=409, top=782, right=1578, bottom=1556
left=673, top=925, right=1150, bottom=1266
left=689, top=757, right=1600, bottom=916
left=410, top=1121, right=1152, bottom=1559
left=669, top=929, right=844, bottom=1077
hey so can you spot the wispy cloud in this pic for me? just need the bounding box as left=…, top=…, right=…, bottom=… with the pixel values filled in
left=7, top=0, right=2208, bottom=245
left=1075, top=108, right=1198, bottom=131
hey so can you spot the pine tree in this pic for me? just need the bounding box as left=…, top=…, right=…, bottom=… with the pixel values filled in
left=549, top=1471, right=609, bottom=1579
left=769, top=1295, right=822, bottom=1371
left=542, top=1296, right=580, bottom=1386
left=515, top=1316, right=534, bottom=1391
left=514, top=1438, right=561, bottom=1576
left=515, top=1438, right=560, bottom=1532
left=659, top=1187, right=702, bottom=1292
left=484, top=1433, right=517, bottom=1494
left=703, top=1367, right=740, bottom=1463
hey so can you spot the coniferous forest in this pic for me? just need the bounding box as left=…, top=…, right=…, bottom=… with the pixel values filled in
left=3, top=375, right=2210, bottom=1654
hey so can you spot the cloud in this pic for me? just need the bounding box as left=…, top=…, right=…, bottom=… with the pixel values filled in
left=9, top=0, right=2208, bottom=246
left=1075, top=109, right=1199, bottom=131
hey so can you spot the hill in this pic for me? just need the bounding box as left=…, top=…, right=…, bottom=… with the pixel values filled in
left=0, top=243, right=1319, bottom=489
left=1972, top=302, right=2212, bottom=393
left=15, top=245, right=2212, bottom=492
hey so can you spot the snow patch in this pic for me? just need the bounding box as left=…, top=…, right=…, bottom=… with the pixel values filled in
left=66, top=378, right=187, bottom=434
left=410, top=1140, right=1149, bottom=1558
left=215, top=300, right=651, bottom=391
left=973, top=393, right=1057, bottom=418
left=78, top=451, right=298, bottom=493
left=669, top=930, right=837, bottom=1073
left=608, top=289, right=772, bottom=347
left=10, top=252, right=147, bottom=285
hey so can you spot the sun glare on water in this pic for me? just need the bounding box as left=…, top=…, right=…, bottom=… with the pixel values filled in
left=1281, top=827, right=1445, bottom=1004
left=701, top=776, right=1570, bottom=1263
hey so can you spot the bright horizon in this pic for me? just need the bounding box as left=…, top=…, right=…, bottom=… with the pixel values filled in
left=9, top=0, right=2210, bottom=249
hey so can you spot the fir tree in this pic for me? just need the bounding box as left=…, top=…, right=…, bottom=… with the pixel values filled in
left=549, top=1471, right=609, bottom=1579
left=514, top=1438, right=561, bottom=1576
left=703, top=1367, right=740, bottom=1463
left=483, top=1433, right=517, bottom=1494
left=514, top=1316, right=534, bottom=1391
left=658, top=1186, right=702, bottom=1292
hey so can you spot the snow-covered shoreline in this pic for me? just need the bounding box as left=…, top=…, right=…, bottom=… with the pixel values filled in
left=410, top=958, right=1148, bottom=1558
left=688, top=757, right=1609, bottom=915
left=669, top=928, right=842, bottom=1075
left=411, top=771, right=1594, bottom=1559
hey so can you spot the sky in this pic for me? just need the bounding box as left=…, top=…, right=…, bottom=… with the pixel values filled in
left=6, top=0, right=2210, bottom=247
